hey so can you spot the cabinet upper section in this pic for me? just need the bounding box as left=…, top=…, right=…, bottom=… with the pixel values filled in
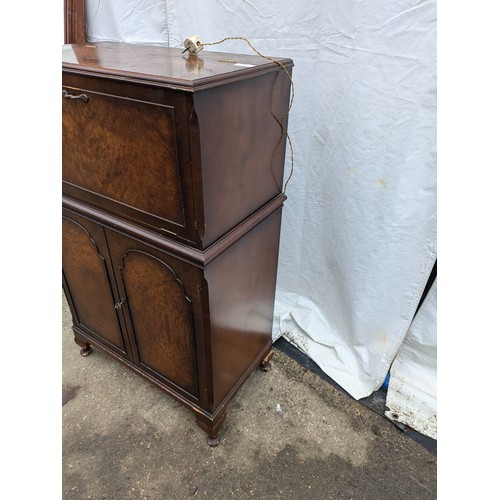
left=62, top=42, right=293, bottom=92
left=63, top=42, right=293, bottom=249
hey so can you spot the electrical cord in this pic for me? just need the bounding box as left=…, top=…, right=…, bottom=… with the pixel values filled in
left=185, top=35, right=295, bottom=193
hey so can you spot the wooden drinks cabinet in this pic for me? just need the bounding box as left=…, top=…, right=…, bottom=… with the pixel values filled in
left=62, top=42, right=293, bottom=445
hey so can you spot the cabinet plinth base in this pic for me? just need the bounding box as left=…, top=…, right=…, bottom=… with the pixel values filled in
left=195, top=411, right=227, bottom=447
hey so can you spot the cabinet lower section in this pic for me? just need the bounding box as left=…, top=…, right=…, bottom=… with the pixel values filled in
left=62, top=197, right=283, bottom=444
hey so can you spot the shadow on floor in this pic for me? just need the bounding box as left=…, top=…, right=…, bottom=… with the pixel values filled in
left=274, top=337, right=437, bottom=455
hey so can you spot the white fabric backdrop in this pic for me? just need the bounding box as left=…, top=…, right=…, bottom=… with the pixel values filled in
left=386, top=277, right=437, bottom=438
left=84, top=0, right=437, bottom=401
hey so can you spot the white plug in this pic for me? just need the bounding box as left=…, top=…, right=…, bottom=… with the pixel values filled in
left=183, top=35, right=203, bottom=56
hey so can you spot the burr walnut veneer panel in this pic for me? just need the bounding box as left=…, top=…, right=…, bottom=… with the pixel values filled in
left=63, top=92, right=185, bottom=225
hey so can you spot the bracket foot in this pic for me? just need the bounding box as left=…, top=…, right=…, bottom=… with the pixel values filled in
left=80, top=344, right=92, bottom=357
left=207, top=435, right=220, bottom=447
left=260, top=349, right=274, bottom=372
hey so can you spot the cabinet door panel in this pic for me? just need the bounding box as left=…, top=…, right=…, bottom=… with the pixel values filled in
left=62, top=89, right=185, bottom=227
left=108, top=234, right=199, bottom=398
left=62, top=216, right=128, bottom=355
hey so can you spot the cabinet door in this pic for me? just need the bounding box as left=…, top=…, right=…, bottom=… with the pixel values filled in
left=62, top=211, right=131, bottom=358
left=106, top=229, right=200, bottom=400
left=62, top=82, right=200, bottom=246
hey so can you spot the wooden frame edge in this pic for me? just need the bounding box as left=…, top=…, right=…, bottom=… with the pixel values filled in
left=64, top=0, right=85, bottom=44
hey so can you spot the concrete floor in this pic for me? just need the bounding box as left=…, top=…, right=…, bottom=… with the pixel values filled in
left=62, top=298, right=437, bottom=499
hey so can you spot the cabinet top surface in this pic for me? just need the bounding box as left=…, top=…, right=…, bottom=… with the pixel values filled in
left=62, top=42, right=293, bottom=90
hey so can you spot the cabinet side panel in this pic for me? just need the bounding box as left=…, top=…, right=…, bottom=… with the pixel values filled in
left=62, top=217, right=126, bottom=352
left=120, top=250, right=198, bottom=396
left=62, top=91, right=185, bottom=226
left=205, top=208, right=283, bottom=408
left=194, top=68, right=292, bottom=246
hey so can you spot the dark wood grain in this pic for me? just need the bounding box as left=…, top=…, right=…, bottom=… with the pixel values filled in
left=62, top=42, right=293, bottom=444
left=119, top=249, right=198, bottom=396
left=63, top=90, right=185, bottom=225
left=205, top=208, right=283, bottom=407
left=63, top=43, right=293, bottom=250
left=62, top=73, right=199, bottom=246
left=64, top=0, right=85, bottom=44
left=193, top=69, right=291, bottom=245
left=62, top=214, right=129, bottom=357
left=62, top=42, right=293, bottom=91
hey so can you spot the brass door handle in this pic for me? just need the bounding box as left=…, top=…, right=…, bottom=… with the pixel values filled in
left=62, top=89, right=89, bottom=102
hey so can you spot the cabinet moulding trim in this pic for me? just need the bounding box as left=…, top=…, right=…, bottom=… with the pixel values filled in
left=62, top=216, right=105, bottom=260
left=62, top=193, right=286, bottom=266
left=62, top=59, right=293, bottom=93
